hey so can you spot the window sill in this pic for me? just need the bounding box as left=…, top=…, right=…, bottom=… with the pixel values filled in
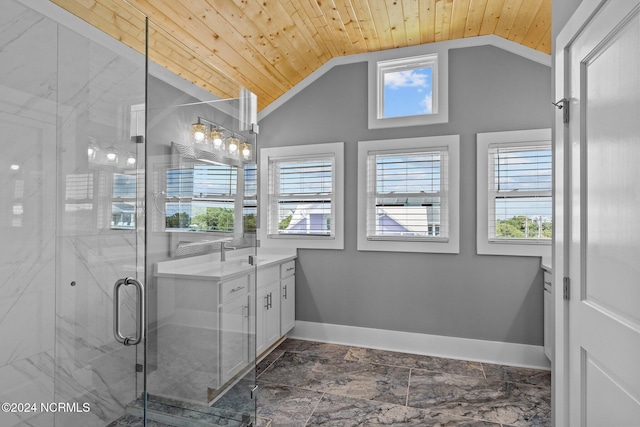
left=358, top=238, right=458, bottom=254
left=477, top=240, right=551, bottom=257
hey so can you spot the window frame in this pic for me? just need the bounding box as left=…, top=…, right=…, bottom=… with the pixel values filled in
left=358, top=135, right=460, bottom=253
left=268, top=154, right=335, bottom=238
left=476, top=128, right=552, bottom=257
left=259, top=142, right=344, bottom=250
left=368, top=49, right=449, bottom=129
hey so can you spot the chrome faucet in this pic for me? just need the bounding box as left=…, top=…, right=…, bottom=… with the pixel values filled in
left=220, top=241, right=236, bottom=261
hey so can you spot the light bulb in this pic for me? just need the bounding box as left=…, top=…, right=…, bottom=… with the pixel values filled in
left=10, top=164, right=20, bottom=171
left=211, top=130, right=224, bottom=149
left=227, top=137, right=239, bottom=154
left=191, top=122, right=208, bottom=143
left=241, top=143, right=251, bottom=160
left=88, top=144, right=98, bottom=161
left=126, top=153, right=136, bottom=166
left=105, top=147, right=119, bottom=163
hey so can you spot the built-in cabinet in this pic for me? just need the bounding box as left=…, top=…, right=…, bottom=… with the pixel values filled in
left=220, top=257, right=296, bottom=384
left=155, top=252, right=296, bottom=389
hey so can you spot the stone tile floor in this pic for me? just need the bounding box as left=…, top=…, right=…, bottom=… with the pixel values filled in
left=253, top=339, right=551, bottom=427
left=109, top=338, right=551, bottom=427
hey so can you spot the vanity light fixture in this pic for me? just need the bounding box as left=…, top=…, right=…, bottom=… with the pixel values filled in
left=188, top=117, right=253, bottom=164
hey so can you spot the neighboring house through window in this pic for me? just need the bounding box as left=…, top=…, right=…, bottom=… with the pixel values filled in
left=260, top=142, right=344, bottom=250
left=358, top=135, right=460, bottom=253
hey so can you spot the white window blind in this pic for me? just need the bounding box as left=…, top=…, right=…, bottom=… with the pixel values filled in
left=488, top=142, right=552, bottom=242
left=367, top=149, right=448, bottom=241
left=268, top=155, right=334, bottom=237
left=243, top=164, right=257, bottom=232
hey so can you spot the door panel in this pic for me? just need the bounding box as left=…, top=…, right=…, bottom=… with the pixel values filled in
left=54, top=24, right=146, bottom=427
left=568, top=2, right=640, bottom=425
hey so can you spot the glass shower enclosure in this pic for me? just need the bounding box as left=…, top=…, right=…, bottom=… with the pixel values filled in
left=0, top=2, right=258, bottom=426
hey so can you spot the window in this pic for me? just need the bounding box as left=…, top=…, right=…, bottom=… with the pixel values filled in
left=381, top=57, right=435, bottom=119
left=111, top=173, right=136, bottom=229
left=269, top=157, right=334, bottom=236
left=358, top=135, right=459, bottom=253
left=477, top=129, right=552, bottom=257
left=368, top=50, right=449, bottom=129
left=165, top=164, right=237, bottom=233
left=260, top=142, right=344, bottom=250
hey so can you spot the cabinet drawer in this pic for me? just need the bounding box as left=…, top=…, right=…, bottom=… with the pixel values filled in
left=281, top=260, right=295, bottom=278
left=219, top=275, right=248, bottom=304
left=257, top=265, right=279, bottom=288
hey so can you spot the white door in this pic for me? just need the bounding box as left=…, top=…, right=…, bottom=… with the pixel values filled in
left=567, top=1, right=640, bottom=425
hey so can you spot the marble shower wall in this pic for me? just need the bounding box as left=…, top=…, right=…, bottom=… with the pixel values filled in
left=0, top=3, right=58, bottom=426
left=0, top=1, right=146, bottom=426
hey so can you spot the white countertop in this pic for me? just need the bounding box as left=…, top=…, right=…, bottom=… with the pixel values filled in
left=155, top=247, right=297, bottom=281
left=541, top=256, right=552, bottom=272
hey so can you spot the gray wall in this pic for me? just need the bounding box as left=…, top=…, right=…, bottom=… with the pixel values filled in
left=553, top=0, right=583, bottom=41
left=258, top=45, right=552, bottom=345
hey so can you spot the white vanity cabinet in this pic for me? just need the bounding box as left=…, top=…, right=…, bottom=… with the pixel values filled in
left=154, top=250, right=296, bottom=388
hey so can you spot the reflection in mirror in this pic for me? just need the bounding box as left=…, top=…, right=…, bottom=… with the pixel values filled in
left=163, top=140, right=257, bottom=257
left=165, top=162, right=237, bottom=233
left=111, top=173, right=137, bottom=230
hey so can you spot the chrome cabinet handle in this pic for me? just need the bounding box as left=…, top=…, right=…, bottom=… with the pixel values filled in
left=229, top=286, right=244, bottom=293
left=286, top=267, right=294, bottom=272
left=283, top=284, right=287, bottom=299
left=113, top=277, right=145, bottom=346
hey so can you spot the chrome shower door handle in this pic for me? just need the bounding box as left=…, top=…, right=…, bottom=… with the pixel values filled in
left=113, top=277, right=145, bottom=346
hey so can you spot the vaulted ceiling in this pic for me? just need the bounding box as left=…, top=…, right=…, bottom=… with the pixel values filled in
left=51, top=0, right=551, bottom=111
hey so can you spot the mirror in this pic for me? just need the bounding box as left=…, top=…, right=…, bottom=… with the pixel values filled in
left=162, top=142, right=257, bottom=256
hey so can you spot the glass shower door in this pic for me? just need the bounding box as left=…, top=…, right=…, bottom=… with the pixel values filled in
left=54, top=18, right=148, bottom=427
left=144, top=20, right=258, bottom=427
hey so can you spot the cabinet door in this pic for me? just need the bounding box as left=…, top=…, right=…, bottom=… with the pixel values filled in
left=256, top=286, right=269, bottom=355
left=219, top=294, right=249, bottom=385
left=264, top=281, right=281, bottom=347
left=280, top=275, right=295, bottom=334
left=256, top=282, right=280, bottom=355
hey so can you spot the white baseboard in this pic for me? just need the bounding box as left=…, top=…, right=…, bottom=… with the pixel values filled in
left=289, top=321, right=550, bottom=370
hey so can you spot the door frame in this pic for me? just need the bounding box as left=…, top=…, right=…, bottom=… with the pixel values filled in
left=553, top=0, right=627, bottom=425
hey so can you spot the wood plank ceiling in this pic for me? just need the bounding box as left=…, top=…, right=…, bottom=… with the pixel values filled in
left=51, top=0, right=551, bottom=111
